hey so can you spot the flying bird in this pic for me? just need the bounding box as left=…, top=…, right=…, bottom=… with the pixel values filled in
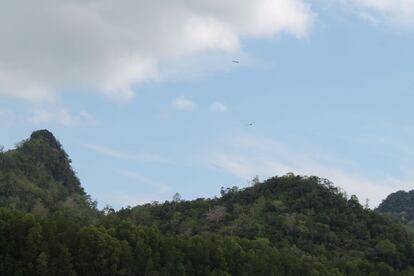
left=247, top=122, right=255, bottom=126
left=232, top=60, right=240, bottom=64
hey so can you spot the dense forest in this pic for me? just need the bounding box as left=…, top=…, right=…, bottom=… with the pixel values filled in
left=1, top=130, right=414, bottom=275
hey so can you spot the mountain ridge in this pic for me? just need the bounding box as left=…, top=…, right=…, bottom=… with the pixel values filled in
left=1, top=130, right=414, bottom=275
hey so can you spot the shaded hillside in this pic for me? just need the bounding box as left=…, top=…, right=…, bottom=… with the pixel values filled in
left=376, top=190, right=414, bottom=228
left=0, top=130, right=96, bottom=219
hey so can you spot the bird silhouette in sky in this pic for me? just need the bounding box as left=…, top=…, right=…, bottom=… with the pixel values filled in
left=247, top=122, right=255, bottom=126
left=232, top=60, right=240, bottom=64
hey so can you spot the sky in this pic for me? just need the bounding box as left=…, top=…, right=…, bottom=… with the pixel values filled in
left=1, top=0, right=414, bottom=209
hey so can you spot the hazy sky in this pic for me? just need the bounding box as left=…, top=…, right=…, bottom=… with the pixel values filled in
left=1, top=0, right=414, bottom=208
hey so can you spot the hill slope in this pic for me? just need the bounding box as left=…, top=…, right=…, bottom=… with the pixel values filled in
left=0, top=130, right=95, bottom=217
left=113, top=176, right=414, bottom=273
left=1, top=130, right=414, bottom=275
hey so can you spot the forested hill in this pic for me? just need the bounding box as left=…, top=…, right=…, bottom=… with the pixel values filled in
left=112, top=176, right=414, bottom=273
left=0, top=130, right=96, bottom=217
left=1, top=130, right=414, bottom=275
left=376, top=190, right=414, bottom=228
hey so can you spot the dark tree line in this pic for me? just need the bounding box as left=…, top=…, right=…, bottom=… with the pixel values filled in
left=3, top=207, right=414, bottom=276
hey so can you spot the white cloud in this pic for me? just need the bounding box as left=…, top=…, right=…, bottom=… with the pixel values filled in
left=209, top=102, right=229, bottom=112
left=82, top=143, right=171, bottom=164
left=0, top=0, right=315, bottom=102
left=350, top=0, right=414, bottom=27
left=29, top=108, right=99, bottom=127
left=211, top=134, right=413, bottom=207
left=171, top=96, right=197, bottom=111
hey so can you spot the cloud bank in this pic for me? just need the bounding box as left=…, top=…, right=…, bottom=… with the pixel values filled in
left=0, top=0, right=314, bottom=101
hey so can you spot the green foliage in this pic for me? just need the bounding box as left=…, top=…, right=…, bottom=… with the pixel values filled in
left=0, top=130, right=98, bottom=222
left=1, top=130, right=414, bottom=275
left=376, top=190, right=414, bottom=228
left=0, top=208, right=348, bottom=276
left=117, top=175, right=414, bottom=274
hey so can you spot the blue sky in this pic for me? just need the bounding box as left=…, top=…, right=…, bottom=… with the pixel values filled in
left=1, top=1, right=414, bottom=208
